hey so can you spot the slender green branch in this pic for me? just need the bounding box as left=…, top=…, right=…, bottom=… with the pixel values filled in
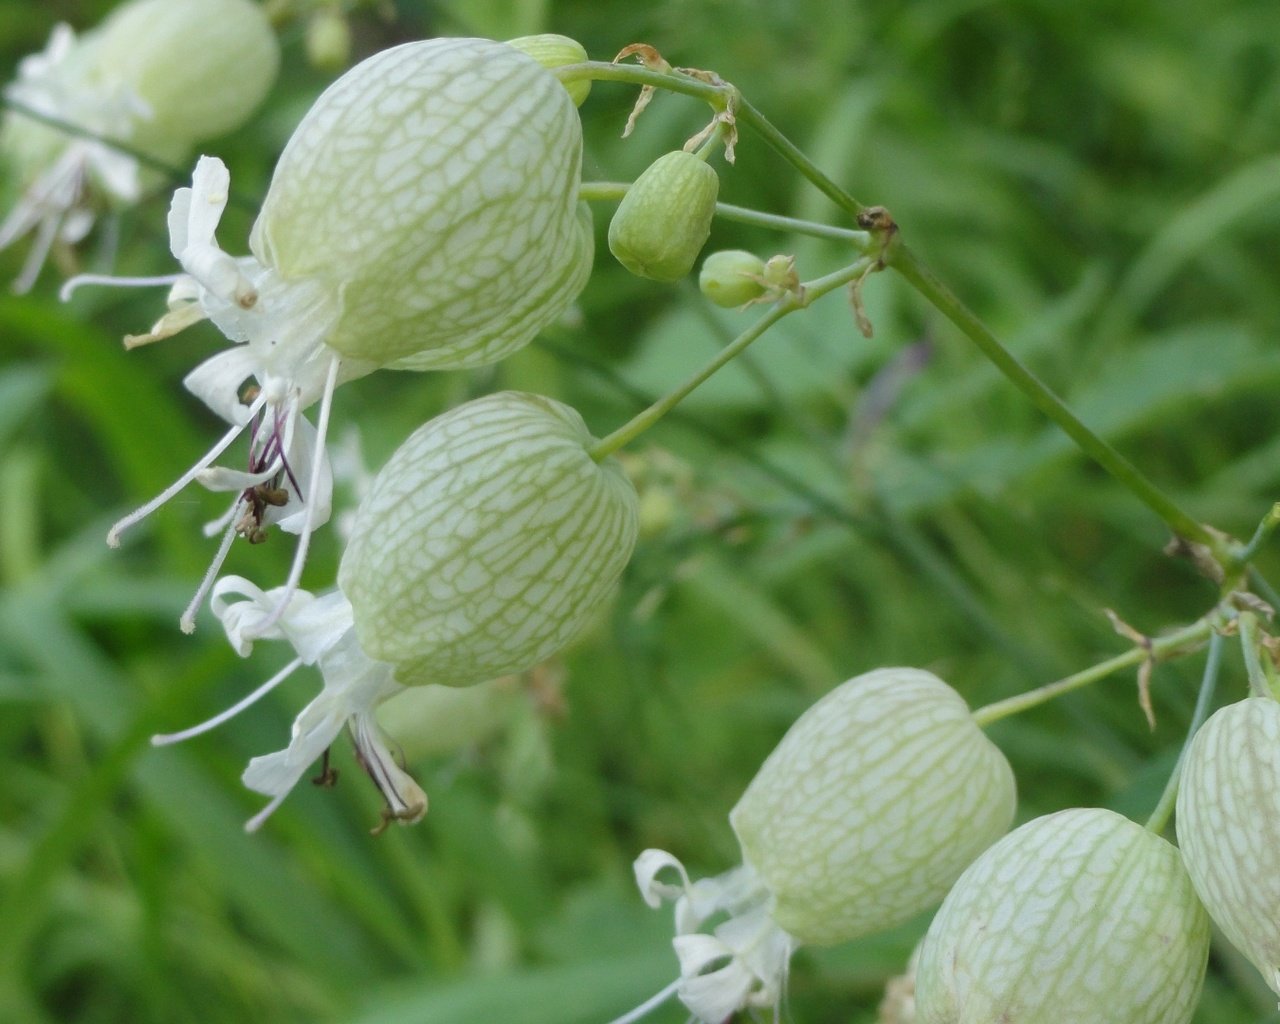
left=1233, top=502, right=1280, bottom=567
left=887, top=242, right=1220, bottom=553
left=579, top=182, right=870, bottom=246
left=1145, top=631, right=1224, bottom=834
left=588, top=258, right=872, bottom=460
left=733, top=95, right=866, bottom=218
left=555, top=61, right=729, bottom=105
left=1238, top=613, right=1271, bottom=698
left=971, top=616, right=1215, bottom=727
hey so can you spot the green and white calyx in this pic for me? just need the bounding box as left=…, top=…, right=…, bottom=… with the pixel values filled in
left=630, top=667, right=1015, bottom=1024
left=1177, top=697, right=1280, bottom=998
left=88, top=36, right=594, bottom=634
left=915, top=807, right=1209, bottom=1024
left=0, top=0, right=278, bottom=292
left=152, top=391, right=638, bottom=832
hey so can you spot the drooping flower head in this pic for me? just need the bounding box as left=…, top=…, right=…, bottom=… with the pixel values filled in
left=79, top=36, right=595, bottom=633
left=0, top=0, right=278, bottom=292
left=153, top=391, right=637, bottom=831
left=1176, top=696, right=1280, bottom=998
left=914, top=808, right=1209, bottom=1023
left=622, top=668, right=1016, bottom=1024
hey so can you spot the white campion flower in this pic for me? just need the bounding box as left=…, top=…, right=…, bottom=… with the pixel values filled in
left=70, top=36, right=595, bottom=636
left=152, top=391, right=638, bottom=832
left=615, top=668, right=1016, bottom=1024
left=0, top=0, right=278, bottom=292
left=914, top=808, right=1209, bottom=1023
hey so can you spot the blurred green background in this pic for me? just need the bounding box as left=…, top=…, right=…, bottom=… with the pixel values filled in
left=3, top=0, right=1280, bottom=1021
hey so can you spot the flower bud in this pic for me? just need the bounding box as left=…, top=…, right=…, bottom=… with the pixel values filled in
left=305, top=7, right=352, bottom=73
left=1177, top=697, right=1280, bottom=996
left=698, top=249, right=766, bottom=307
left=608, top=150, right=719, bottom=282
left=915, top=808, right=1210, bottom=1024
left=505, top=33, right=591, bottom=107
left=338, top=391, right=638, bottom=688
left=90, top=0, right=279, bottom=154
left=729, top=667, right=1016, bottom=946
left=632, top=667, right=1015, bottom=1024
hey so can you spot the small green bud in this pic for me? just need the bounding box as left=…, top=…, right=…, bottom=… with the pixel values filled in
left=338, top=391, right=639, bottom=688
left=505, top=33, right=591, bottom=107
left=915, top=808, right=1210, bottom=1024
left=608, top=150, right=719, bottom=282
left=305, top=7, right=352, bottom=73
left=729, top=667, right=1016, bottom=946
left=1177, top=697, right=1280, bottom=997
left=698, top=249, right=766, bottom=307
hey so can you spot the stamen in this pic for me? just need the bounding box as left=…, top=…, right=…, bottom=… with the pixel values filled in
left=180, top=498, right=245, bottom=633
left=150, top=656, right=303, bottom=745
left=243, top=355, right=340, bottom=640
left=107, top=389, right=268, bottom=548
left=12, top=206, right=62, bottom=295
left=60, top=271, right=184, bottom=301
left=605, top=979, right=683, bottom=1024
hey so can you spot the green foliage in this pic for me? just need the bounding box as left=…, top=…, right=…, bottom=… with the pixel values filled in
left=2, top=0, right=1280, bottom=1022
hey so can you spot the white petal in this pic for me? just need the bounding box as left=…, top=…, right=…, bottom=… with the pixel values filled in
left=634, top=849, right=694, bottom=909
left=196, top=463, right=280, bottom=492
left=676, top=958, right=757, bottom=1024
left=186, top=156, right=231, bottom=246
left=167, top=186, right=194, bottom=258
left=183, top=347, right=258, bottom=425
left=673, top=933, right=734, bottom=978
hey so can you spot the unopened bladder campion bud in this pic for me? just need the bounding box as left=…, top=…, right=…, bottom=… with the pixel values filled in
left=698, top=249, right=766, bottom=307
left=915, top=807, right=1210, bottom=1024
left=0, top=0, right=278, bottom=292
left=608, top=150, right=719, bottom=282
left=630, top=667, right=1015, bottom=1023
left=339, top=390, right=638, bottom=687
left=505, top=33, right=591, bottom=107
left=90, top=36, right=595, bottom=630
left=153, top=390, right=638, bottom=831
left=1177, top=696, right=1280, bottom=998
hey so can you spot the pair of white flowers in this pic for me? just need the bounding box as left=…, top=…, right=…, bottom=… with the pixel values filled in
left=33, top=22, right=634, bottom=830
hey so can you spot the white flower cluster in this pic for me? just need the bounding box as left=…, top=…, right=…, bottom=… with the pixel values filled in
left=13, top=13, right=634, bottom=831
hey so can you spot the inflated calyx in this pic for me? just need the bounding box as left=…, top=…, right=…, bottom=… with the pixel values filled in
left=1177, top=696, right=1280, bottom=998
left=915, top=807, right=1209, bottom=1024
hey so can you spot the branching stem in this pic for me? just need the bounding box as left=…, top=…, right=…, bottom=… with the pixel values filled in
left=588, top=258, right=873, bottom=461
left=971, top=616, right=1216, bottom=727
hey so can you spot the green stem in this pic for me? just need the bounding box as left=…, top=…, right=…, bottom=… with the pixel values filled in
left=588, top=258, right=872, bottom=460
left=578, top=182, right=870, bottom=245
left=1232, top=502, right=1280, bottom=566
left=734, top=95, right=866, bottom=217
left=555, top=61, right=729, bottom=105
left=888, top=242, right=1219, bottom=552
left=1144, top=630, right=1224, bottom=834
left=1238, top=612, right=1271, bottom=698
left=971, top=616, right=1215, bottom=727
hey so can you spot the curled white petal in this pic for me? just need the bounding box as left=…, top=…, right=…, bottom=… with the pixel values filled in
left=183, top=347, right=259, bottom=425
left=634, top=848, right=695, bottom=909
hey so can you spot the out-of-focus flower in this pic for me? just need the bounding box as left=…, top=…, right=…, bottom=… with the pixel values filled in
left=0, top=0, right=278, bottom=292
